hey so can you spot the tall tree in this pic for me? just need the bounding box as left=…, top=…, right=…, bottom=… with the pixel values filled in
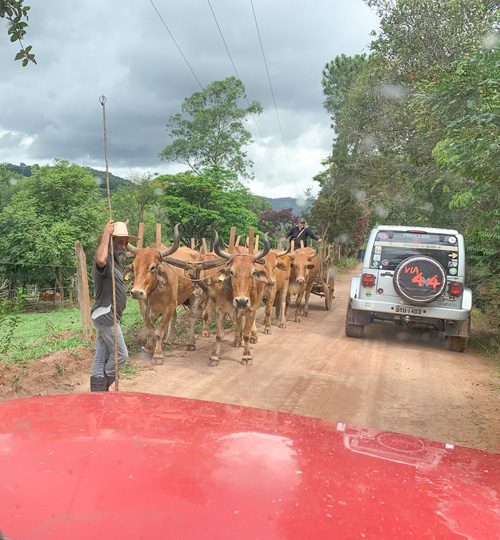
left=160, top=77, right=263, bottom=178
left=0, top=161, right=104, bottom=288
left=155, top=167, right=262, bottom=244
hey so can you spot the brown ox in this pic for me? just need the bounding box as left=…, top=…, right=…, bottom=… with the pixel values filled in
left=126, top=226, right=202, bottom=363
left=202, top=233, right=272, bottom=366
left=39, top=290, right=62, bottom=302
left=261, top=247, right=291, bottom=333
left=286, top=247, right=319, bottom=323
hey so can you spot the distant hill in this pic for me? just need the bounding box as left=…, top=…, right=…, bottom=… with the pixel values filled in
left=266, top=197, right=311, bottom=216
left=3, top=163, right=131, bottom=193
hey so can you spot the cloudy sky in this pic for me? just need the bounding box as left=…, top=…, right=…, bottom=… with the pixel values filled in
left=0, top=0, right=378, bottom=198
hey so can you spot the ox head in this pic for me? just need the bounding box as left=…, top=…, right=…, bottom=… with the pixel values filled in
left=261, top=245, right=291, bottom=285
left=214, top=231, right=272, bottom=309
left=289, top=247, right=318, bottom=285
left=126, top=224, right=180, bottom=300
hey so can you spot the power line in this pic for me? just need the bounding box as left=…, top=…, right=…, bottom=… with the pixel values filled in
left=249, top=0, right=296, bottom=186
left=206, top=0, right=278, bottom=177
left=147, top=0, right=204, bottom=91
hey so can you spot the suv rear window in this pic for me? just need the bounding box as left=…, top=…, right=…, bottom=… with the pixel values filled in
left=370, top=231, right=459, bottom=275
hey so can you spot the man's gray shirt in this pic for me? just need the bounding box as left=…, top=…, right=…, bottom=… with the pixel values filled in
left=91, top=253, right=127, bottom=325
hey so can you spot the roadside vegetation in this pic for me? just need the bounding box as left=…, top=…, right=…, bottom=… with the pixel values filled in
left=0, top=0, right=498, bottom=368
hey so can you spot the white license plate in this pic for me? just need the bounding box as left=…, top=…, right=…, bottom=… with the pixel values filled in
left=395, top=306, right=422, bottom=315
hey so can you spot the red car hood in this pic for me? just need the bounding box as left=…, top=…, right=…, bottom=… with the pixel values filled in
left=0, top=392, right=498, bottom=539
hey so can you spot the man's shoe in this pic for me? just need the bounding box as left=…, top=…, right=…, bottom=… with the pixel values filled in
left=106, top=375, right=115, bottom=391
left=90, top=376, right=107, bottom=392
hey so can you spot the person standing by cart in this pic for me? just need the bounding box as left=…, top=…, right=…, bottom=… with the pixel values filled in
left=287, top=218, right=322, bottom=248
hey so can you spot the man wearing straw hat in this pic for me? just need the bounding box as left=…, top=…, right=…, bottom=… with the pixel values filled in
left=90, top=220, right=135, bottom=391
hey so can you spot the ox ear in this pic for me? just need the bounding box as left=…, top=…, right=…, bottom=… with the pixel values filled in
left=276, top=261, right=287, bottom=271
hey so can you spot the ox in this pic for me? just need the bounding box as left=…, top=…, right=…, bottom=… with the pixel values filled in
left=126, top=225, right=203, bottom=363
left=260, top=247, right=291, bottom=333
left=201, top=233, right=272, bottom=366
left=286, top=246, right=319, bottom=323
left=39, top=290, right=62, bottom=302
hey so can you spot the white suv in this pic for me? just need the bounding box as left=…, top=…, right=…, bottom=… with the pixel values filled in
left=346, top=226, right=471, bottom=352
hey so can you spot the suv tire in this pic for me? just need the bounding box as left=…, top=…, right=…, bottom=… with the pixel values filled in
left=345, top=306, right=364, bottom=338
left=445, top=336, right=468, bottom=352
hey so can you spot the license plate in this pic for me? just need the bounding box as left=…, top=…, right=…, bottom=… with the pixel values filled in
left=395, top=306, right=422, bottom=315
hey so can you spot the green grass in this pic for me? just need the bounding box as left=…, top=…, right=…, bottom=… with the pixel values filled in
left=0, top=300, right=143, bottom=364
left=469, top=307, right=500, bottom=365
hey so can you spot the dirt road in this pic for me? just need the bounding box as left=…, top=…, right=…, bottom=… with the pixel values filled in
left=77, top=269, right=500, bottom=452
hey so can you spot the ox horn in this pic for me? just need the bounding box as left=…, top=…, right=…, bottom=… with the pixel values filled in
left=276, top=243, right=291, bottom=257
left=162, top=256, right=192, bottom=270
left=127, top=243, right=137, bottom=257
left=213, top=231, right=233, bottom=261
left=253, top=233, right=270, bottom=261
left=159, top=223, right=180, bottom=258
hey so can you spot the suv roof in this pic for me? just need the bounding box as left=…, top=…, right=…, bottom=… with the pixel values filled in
left=374, top=225, right=460, bottom=235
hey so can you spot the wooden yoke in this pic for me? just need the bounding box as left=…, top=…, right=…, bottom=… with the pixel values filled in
left=229, top=226, right=236, bottom=249
left=155, top=223, right=162, bottom=248
left=248, top=227, right=255, bottom=254
left=137, top=222, right=144, bottom=248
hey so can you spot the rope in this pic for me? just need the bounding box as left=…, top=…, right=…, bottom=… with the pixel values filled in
left=100, top=95, right=120, bottom=392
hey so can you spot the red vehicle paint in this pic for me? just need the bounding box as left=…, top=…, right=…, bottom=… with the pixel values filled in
left=0, top=392, right=498, bottom=539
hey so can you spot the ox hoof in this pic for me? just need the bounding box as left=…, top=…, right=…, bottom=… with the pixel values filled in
left=304, top=312, right=309, bottom=318
left=278, top=323, right=286, bottom=329
left=232, top=341, right=242, bottom=348
left=295, top=318, right=301, bottom=323
left=208, top=356, right=219, bottom=367
left=185, top=344, right=196, bottom=351
left=250, top=336, right=258, bottom=344
left=264, top=327, right=271, bottom=335
left=153, top=357, right=164, bottom=365
left=241, top=356, right=253, bottom=366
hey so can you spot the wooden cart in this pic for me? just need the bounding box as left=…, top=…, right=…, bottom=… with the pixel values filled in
left=310, top=243, right=335, bottom=310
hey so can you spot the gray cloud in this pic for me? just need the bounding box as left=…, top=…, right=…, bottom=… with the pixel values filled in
left=0, top=0, right=378, bottom=196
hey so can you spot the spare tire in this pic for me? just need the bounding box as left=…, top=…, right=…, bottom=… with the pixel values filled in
left=393, top=256, right=446, bottom=305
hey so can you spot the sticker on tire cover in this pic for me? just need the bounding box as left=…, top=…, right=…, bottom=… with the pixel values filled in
left=448, top=236, right=456, bottom=243
left=449, top=267, right=458, bottom=275
left=382, top=259, right=390, bottom=267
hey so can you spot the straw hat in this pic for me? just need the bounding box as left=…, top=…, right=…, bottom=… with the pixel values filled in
left=112, top=221, right=139, bottom=239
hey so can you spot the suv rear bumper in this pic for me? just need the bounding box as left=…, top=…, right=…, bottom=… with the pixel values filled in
left=350, top=297, right=470, bottom=321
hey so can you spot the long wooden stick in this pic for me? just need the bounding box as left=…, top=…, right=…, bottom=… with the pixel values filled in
left=100, top=96, right=119, bottom=391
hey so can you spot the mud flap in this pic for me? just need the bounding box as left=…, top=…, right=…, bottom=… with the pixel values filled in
left=444, top=317, right=470, bottom=338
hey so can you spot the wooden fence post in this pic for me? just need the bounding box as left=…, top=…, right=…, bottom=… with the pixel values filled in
left=190, top=238, right=196, bottom=250
left=201, top=238, right=208, bottom=254
left=75, top=241, right=94, bottom=341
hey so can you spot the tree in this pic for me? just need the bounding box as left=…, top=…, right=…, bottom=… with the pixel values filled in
left=160, top=77, right=263, bottom=178
left=0, top=164, right=23, bottom=212
left=366, top=0, right=498, bottom=81
left=0, top=161, right=104, bottom=288
left=1, top=0, right=36, bottom=65
left=155, top=167, right=262, bottom=245
left=111, top=174, right=165, bottom=245
left=259, top=208, right=298, bottom=240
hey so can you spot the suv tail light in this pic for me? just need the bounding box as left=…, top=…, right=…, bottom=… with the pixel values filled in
left=448, top=281, right=463, bottom=297
left=362, top=273, right=376, bottom=287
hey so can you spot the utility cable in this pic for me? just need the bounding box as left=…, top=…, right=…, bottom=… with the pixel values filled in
left=147, top=0, right=204, bottom=90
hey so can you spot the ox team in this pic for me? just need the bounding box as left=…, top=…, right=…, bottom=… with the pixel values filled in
left=90, top=218, right=323, bottom=391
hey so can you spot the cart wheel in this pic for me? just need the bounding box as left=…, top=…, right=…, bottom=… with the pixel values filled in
left=325, top=287, right=334, bottom=310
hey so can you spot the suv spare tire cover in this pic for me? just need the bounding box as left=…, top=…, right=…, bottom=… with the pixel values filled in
left=393, top=256, right=446, bottom=304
